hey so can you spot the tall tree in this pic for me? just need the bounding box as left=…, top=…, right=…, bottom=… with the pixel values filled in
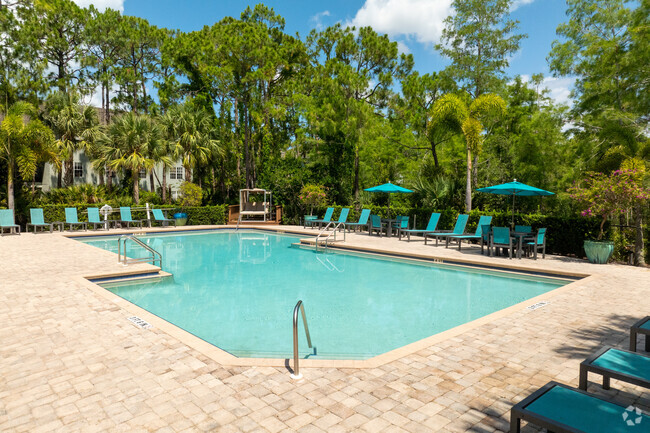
left=102, top=112, right=162, bottom=204
left=0, top=101, right=55, bottom=209
left=429, top=93, right=506, bottom=211
left=437, top=0, right=526, bottom=97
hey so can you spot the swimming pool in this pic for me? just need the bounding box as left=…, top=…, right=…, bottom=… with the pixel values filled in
left=81, top=230, right=570, bottom=360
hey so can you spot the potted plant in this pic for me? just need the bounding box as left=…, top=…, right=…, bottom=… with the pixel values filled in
left=298, top=184, right=327, bottom=225
left=569, top=169, right=649, bottom=264
left=175, top=181, right=202, bottom=226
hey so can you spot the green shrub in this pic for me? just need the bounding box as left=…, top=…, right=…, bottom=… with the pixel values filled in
left=178, top=182, right=203, bottom=207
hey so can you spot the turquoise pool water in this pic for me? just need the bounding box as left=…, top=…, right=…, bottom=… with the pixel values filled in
left=81, top=230, right=569, bottom=360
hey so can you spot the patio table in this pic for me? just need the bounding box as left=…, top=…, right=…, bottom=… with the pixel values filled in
left=511, top=231, right=535, bottom=259
left=381, top=218, right=397, bottom=237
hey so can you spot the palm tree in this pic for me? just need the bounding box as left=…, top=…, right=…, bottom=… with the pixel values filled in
left=163, top=102, right=221, bottom=184
left=429, top=93, right=505, bottom=211
left=0, top=102, right=56, bottom=209
left=44, top=92, right=101, bottom=187
left=102, top=112, right=163, bottom=204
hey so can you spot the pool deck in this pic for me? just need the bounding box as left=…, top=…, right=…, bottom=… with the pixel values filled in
left=1, top=224, right=649, bottom=432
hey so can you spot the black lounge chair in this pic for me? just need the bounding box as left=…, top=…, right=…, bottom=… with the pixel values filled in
left=511, top=381, right=649, bottom=433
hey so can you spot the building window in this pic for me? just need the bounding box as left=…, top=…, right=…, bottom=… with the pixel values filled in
left=74, top=162, right=83, bottom=178
left=170, top=166, right=184, bottom=180
left=139, top=169, right=147, bottom=179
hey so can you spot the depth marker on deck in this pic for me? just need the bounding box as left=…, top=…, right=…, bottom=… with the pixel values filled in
left=526, top=301, right=550, bottom=311
left=127, top=316, right=152, bottom=329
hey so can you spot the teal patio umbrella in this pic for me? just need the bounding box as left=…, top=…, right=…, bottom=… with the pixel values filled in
left=476, top=180, right=554, bottom=227
left=364, top=182, right=413, bottom=217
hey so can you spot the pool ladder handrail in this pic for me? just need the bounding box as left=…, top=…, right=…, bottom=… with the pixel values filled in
left=314, top=221, right=346, bottom=251
left=291, top=300, right=312, bottom=380
left=117, top=235, right=162, bottom=267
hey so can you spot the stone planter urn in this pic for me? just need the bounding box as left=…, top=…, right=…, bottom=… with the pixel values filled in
left=584, top=240, right=614, bottom=264
left=173, top=212, right=188, bottom=226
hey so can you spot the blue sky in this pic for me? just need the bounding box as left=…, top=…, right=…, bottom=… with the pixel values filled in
left=74, top=0, right=574, bottom=104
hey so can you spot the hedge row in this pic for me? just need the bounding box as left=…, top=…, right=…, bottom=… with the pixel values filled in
left=303, top=205, right=608, bottom=258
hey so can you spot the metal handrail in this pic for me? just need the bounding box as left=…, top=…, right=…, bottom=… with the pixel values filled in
left=117, top=235, right=162, bottom=267
left=315, top=221, right=346, bottom=251
left=291, top=300, right=312, bottom=380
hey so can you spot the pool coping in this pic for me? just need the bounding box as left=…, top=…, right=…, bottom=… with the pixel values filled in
left=71, top=225, right=593, bottom=370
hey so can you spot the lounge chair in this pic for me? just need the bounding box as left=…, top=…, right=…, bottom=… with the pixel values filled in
left=334, top=208, right=350, bottom=229
left=311, top=207, right=334, bottom=229
left=490, top=226, right=514, bottom=259
left=524, top=228, right=546, bottom=259
left=579, top=346, right=650, bottom=391
left=369, top=214, right=386, bottom=237
left=399, top=213, right=441, bottom=242
left=394, top=215, right=409, bottom=238
left=424, top=214, right=469, bottom=246
left=445, top=215, right=493, bottom=250
left=344, top=209, right=371, bottom=233
left=63, top=207, right=87, bottom=231
left=27, top=208, right=58, bottom=233
left=87, top=207, right=109, bottom=230
left=0, top=209, right=21, bottom=235
left=114, top=207, right=144, bottom=228
left=630, top=316, right=650, bottom=352
left=152, top=208, right=176, bottom=227
left=510, top=381, right=650, bottom=433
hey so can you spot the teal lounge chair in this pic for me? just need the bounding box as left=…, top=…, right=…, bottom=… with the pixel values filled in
left=26, top=208, right=54, bottom=233
left=510, top=381, right=650, bottom=433
left=424, top=214, right=469, bottom=246
left=369, top=214, right=386, bottom=237
left=579, top=346, right=650, bottom=391
left=490, top=226, right=514, bottom=258
left=344, top=209, right=371, bottom=233
left=87, top=207, right=109, bottom=230
left=445, top=215, right=493, bottom=251
left=524, top=228, right=546, bottom=259
left=0, top=209, right=21, bottom=235
left=399, top=213, right=441, bottom=242
left=311, top=207, right=334, bottom=229
left=630, top=316, right=650, bottom=352
left=152, top=208, right=176, bottom=227
left=394, top=215, right=409, bottom=238
left=64, top=207, right=87, bottom=231
left=115, top=207, right=144, bottom=228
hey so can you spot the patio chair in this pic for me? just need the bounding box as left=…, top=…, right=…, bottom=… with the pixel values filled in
left=152, top=208, right=176, bottom=227
left=0, top=209, right=21, bottom=235
left=479, top=224, right=491, bottom=254
left=27, top=208, right=56, bottom=233
left=344, top=209, right=371, bottom=233
left=310, top=207, right=334, bottom=229
left=630, top=316, right=650, bottom=352
left=87, top=207, right=109, bottom=230
left=114, top=207, right=144, bottom=228
left=524, top=228, right=546, bottom=259
left=394, top=215, right=409, bottom=239
left=369, top=214, right=386, bottom=237
left=445, top=215, right=493, bottom=251
left=399, top=213, right=440, bottom=242
left=490, top=226, right=513, bottom=259
left=334, top=208, right=350, bottom=229
left=424, top=214, right=469, bottom=246
left=510, top=381, right=650, bottom=433
left=579, top=346, right=650, bottom=391
left=63, top=207, right=87, bottom=231
left=514, top=225, right=532, bottom=233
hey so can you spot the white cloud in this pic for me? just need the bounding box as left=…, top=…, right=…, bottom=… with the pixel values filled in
left=511, top=0, right=536, bottom=11
left=349, top=0, right=453, bottom=46
left=310, top=10, right=331, bottom=30
left=397, top=40, right=411, bottom=54
left=72, top=0, right=125, bottom=12
left=519, top=74, right=575, bottom=106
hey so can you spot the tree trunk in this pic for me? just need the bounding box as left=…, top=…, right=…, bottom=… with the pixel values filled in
left=162, top=166, right=167, bottom=203
left=431, top=142, right=439, bottom=167
left=149, top=171, right=154, bottom=192
left=105, top=84, right=111, bottom=124
left=7, top=161, right=14, bottom=210
left=634, top=205, right=645, bottom=266
left=57, top=169, right=62, bottom=188
left=64, top=155, right=73, bottom=187
left=185, top=165, right=192, bottom=182
left=98, top=171, right=104, bottom=186
left=465, top=148, right=472, bottom=212
left=133, top=172, right=140, bottom=204
left=106, top=169, right=113, bottom=191
left=353, top=144, right=360, bottom=201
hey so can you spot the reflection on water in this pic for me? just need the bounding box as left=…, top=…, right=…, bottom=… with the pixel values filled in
left=239, top=232, right=271, bottom=264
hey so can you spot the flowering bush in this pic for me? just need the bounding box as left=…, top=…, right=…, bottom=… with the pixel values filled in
left=568, top=169, right=650, bottom=239
left=298, top=184, right=327, bottom=215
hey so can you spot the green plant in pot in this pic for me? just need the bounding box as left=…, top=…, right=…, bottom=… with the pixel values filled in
left=298, top=184, right=327, bottom=224
left=175, top=181, right=202, bottom=226
left=569, top=169, right=649, bottom=264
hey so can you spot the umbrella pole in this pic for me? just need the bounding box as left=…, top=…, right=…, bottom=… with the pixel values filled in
left=511, top=194, right=515, bottom=229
